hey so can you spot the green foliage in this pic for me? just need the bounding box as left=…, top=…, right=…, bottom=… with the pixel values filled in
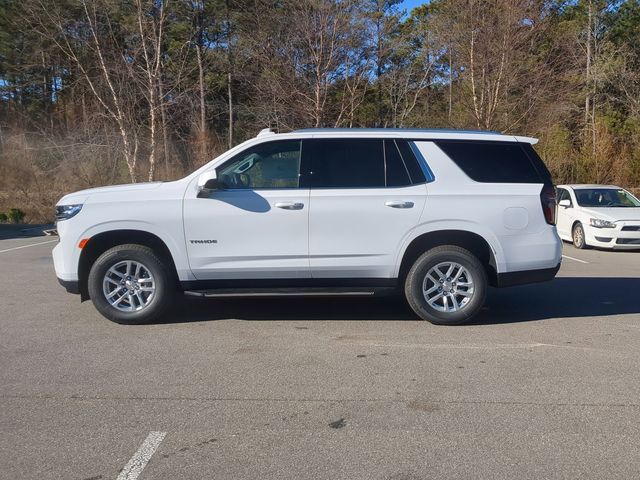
left=8, top=208, right=26, bottom=224
left=0, top=213, right=7, bottom=223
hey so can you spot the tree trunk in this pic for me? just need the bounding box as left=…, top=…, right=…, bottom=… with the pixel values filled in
left=158, top=76, right=170, bottom=179
left=585, top=0, right=592, bottom=127
left=228, top=71, right=233, bottom=148
left=448, top=45, right=453, bottom=121
left=196, top=43, right=207, bottom=160
left=226, top=0, right=234, bottom=148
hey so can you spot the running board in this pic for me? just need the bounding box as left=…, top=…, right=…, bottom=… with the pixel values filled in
left=184, top=287, right=396, bottom=298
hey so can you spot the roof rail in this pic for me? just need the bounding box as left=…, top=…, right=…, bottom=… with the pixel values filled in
left=292, top=127, right=502, bottom=135
left=256, top=128, right=276, bottom=137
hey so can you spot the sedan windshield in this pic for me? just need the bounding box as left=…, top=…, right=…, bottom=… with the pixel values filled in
left=574, top=188, right=640, bottom=208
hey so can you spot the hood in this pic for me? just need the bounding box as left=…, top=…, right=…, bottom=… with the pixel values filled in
left=57, top=182, right=163, bottom=205
left=581, top=206, right=640, bottom=222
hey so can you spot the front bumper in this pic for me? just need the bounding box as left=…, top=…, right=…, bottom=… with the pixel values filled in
left=57, top=277, right=80, bottom=294
left=585, top=222, right=640, bottom=249
left=52, top=229, right=80, bottom=282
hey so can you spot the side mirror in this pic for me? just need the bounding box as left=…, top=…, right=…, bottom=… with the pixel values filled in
left=197, top=171, right=220, bottom=197
left=558, top=199, right=571, bottom=208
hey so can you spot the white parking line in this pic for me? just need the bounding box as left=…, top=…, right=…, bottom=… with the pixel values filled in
left=116, top=431, right=166, bottom=480
left=0, top=239, right=57, bottom=254
left=562, top=254, right=589, bottom=264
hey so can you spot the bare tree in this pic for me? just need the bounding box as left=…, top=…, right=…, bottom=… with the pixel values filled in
left=133, top=0, right=168, bottom=181
left=432, top=0, right=555, bottom=131
left=27, top=0, right=143, bottom=182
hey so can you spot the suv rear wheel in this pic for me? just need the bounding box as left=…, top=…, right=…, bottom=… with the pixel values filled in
left=404, top=246, right=487, bottom=325
left=87, top=244, right=175, bottom=324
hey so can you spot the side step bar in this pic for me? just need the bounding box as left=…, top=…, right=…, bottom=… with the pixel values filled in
left=184, top=287, right=397, bottom=298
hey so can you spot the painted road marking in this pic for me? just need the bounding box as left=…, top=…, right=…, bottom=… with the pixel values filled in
left=116, top=431, right=166, bottom=480
left=0, top=239, right=58, bottom=254
left=562, top=254, right=589, bottom=264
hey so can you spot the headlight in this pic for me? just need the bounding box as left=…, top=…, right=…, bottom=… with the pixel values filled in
left=589, top=218, right=616, bottom=229
left=55, top=204, right=83, bottom=221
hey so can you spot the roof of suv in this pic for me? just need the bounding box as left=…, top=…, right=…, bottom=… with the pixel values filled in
left=256, top=128, right=538, bottom=144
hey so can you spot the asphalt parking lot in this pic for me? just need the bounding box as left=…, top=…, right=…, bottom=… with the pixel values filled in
left=1, top=232, right=640, bottom=480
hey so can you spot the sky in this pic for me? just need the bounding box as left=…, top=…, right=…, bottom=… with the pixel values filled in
left=402, top=0, right=429, bottom=12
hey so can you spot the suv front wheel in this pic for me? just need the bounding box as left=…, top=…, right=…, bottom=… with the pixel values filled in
left=404, top=246, right=487, bottom=325
left=87, top=244, right=175, bottom=324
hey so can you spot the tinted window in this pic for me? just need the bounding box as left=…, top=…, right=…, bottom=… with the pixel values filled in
left=521, top=143, right=553, bottom=184
left=217, top=140, right=301, bottom=189
left=575, top=188, right=640, bottom=208
left=557, top=188, right=572, bottom=205
left=305, top=139, right=385, bottom=188
left=385, top=140, right=412, bottom=187
left=398, top=140, right=428, bottom=183
left=435, top=141, right=546, bottom=183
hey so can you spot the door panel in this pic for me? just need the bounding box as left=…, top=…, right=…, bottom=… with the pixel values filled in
left=309, top=185, right=426, bottom=277
left=183, top=139, right=310, bottom=280
left=303, top=137, right=428, bottom=279
left=184, top=189, right=310, bottom=279
left=556, top=188, right=573, bottom=238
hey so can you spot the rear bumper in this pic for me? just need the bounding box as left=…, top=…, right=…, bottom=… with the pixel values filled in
left=496, top=262, right=561, bottom=288
left=57, top=277, right=80, bottom=294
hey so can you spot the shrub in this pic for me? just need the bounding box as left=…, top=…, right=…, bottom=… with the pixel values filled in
left=0, top=213, right=7, bottom=223
left=8, top=208, right=26, bottom=224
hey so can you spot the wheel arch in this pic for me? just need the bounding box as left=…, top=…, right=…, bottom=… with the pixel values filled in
left=78, top=229, right=179, bottom=300
left=397, top=230, right=499, bottom=287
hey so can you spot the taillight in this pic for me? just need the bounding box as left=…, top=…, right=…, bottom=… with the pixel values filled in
left=540, top=185, right=557, bottom=225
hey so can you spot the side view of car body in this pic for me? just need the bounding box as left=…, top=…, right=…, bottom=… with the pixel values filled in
left=53, top=128, right=562, bottom=325
left=556, top=184, right=640, bottom=250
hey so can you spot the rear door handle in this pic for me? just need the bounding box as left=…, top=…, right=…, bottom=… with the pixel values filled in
left=275, top=202, right=304, bottom=210
left=385, top=201, right=414, bottom=209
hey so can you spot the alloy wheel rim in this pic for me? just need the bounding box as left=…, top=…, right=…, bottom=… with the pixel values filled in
left=102, top=260, right=155, bottom=312
left=423, top=261, right=475, bottom=313
left=574, top=227, right=583, bottom=246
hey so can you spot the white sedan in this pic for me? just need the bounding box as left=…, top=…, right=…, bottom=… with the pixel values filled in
left=556, top=184, right=640, bottom=249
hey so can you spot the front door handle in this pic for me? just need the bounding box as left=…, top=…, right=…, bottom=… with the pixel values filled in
left=385, top=201, right=414, bottom=209
left=275, top=202, right=304, bottom=210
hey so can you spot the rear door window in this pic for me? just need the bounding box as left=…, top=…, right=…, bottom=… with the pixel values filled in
left=303, top=138, right=429, bottom=188
left=303, top=139, right=385, bottom=188
left=435, top=140, right=550, bottom=184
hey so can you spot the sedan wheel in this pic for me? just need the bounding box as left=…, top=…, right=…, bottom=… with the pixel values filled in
left=572, top=223, right=587, bottom=249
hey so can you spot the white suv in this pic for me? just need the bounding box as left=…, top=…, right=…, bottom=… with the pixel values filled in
left=53, top=128, right=562, bottom=325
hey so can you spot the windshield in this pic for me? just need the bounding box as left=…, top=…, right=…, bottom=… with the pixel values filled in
left=574, top=188, right=640, bottom=208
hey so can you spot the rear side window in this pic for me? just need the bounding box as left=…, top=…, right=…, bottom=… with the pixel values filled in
left=435, top=141, right=549, bottom=184
left=384, top=140, right=412, bottom=187
left=398, top=140, right=428, bottom=183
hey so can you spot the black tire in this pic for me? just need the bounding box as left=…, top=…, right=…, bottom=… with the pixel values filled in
left=87, top=244, right=176, bottom=324
left=404, top=246, right=487, bottom=325
left=572, top=222, right=587, bottom=249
